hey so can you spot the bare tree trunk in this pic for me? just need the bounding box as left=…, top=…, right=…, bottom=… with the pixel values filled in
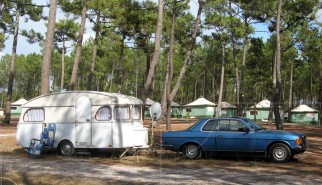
left=41, top=0, right=57, bottom=95
left=87, top=12, right=100, bottom=91
left=288, top=59, right=294, bottom=122
left=268, top=51, right=276, bottom=125
left=169, top=0, right=205, bottom=102
left=116, top=35, right=125, bottom=93
left=319, top=57, right=322, bottom=126
left=228, top=0, right=241, bottom=116
left=4, top=9, right=20, bottom=125
left=240, top=24, right=249, bottom=117
left=165, top=1, right=177, bottom=130
left=145, top=34, right=151, bottom=81
left=69, top=0, right=87, bottom=90
left=274, top=0, right=283, bottom=130
left=141, top=0, right=164, bottom=103
left=216, top=43, right=226, bottom=117
left=60, top=42, right=65, bottom=90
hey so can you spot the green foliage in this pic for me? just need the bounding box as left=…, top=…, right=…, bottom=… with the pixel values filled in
left=21, top=29, right=44, bottom=44
left=14, top=53, right=43, bottom=99
left=0, top=33, right=5, bottom=51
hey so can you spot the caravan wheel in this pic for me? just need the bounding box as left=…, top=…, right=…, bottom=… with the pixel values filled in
left=58, top=140, right=75, bottom=156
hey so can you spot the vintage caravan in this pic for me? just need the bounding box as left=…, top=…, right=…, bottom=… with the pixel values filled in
left=16, top=91, right=148, bottom=156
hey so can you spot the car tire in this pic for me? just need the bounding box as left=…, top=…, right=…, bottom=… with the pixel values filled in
left=269, top=143, right=291, bottom=163
left=58, top=140, right=75, bottom=156
left=183, top=144, right=201, bottom=160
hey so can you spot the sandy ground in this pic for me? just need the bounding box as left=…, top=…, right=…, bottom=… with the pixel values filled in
left=1, top=154, right=322, bottom=185
left=1, top=121, right=322, bottom=184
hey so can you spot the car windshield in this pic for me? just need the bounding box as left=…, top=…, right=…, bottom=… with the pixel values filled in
left=242, top=118, right=263, bottom=131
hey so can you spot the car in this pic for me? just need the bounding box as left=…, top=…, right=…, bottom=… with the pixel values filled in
left=161, top=117, right=307, bottom=163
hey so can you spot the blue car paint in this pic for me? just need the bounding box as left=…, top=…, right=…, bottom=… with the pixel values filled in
left=161, top=117, right=307, bottom=156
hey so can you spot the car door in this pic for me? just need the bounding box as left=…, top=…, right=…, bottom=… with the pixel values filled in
left=199, top=119, right=218, bottom=151
left=215, top=119, right=256, bottom=152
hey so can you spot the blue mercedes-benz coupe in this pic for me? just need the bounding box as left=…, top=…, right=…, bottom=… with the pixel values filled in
left=161, top=117, right=307, bottom=163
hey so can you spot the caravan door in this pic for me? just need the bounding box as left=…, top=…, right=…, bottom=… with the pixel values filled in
left=75, top=96, right=92, bottom=147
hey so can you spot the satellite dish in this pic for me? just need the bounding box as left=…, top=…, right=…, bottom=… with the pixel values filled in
left=149, top=102, right=162, bottom=121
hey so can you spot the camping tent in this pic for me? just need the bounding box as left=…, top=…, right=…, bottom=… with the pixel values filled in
left=182, top=98, right=216, bottom=118
left=11, top=98, right=28, bottom=116
left=246, top=99, right=284, bottom=122
left=218, top=102, right=237, bottom=117
left=290, top=104, right=318, bottom=125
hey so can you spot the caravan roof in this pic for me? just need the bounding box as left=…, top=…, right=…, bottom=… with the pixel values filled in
left=23, top=91, right=142, bottom=108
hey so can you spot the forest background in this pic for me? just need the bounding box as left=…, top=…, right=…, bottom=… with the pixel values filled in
left=0, top=0, right=321, bottom=129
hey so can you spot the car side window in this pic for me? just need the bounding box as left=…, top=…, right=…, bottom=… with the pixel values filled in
left=230, top=120, right=245, bottom=132
left=217, top=120, right=231, bottom=131
left=217, top=120, right=245, bottom=132
left=202, top=120, right=217, bottom=131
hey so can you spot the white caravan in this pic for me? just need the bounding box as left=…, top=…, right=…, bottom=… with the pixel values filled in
left=16, top=91, right=148, bottom=156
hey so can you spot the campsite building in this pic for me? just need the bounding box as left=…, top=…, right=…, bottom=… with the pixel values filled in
left=170, top=101, right=182, bottom=118
left=182, top=98, right=216, bottom=118
left=11, top=98, right=28, bottom=117
left=290, top=104, right=319, bottom=125
left=218, top=102, right=237, bottom=117
left=246, top=99, right=284, bottom=122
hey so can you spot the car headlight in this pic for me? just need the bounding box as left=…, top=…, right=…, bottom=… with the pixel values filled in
left=295, top=137, right=303, bottom=145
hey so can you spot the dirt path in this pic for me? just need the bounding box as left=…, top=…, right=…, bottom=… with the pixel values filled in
left=1, top=154, right=322, bottom=185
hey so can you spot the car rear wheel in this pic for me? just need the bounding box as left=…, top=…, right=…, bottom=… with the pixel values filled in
left=269, top=143, right=291, bottom=163
left=183, top=144, right=201, bottom=160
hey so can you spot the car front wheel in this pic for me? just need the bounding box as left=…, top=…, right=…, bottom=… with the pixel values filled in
left=183, top=144, right=201, bottom=160
left=269, top=143, right=291, bottom=163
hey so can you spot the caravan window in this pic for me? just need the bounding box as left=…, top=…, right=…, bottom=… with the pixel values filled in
left=114, top=106, right=130, bottom=120
left=131, top=106, right=141, bottom=120
left=23, top=108, right=45, bottom=122
left=95, top=106, right=112, bottom=121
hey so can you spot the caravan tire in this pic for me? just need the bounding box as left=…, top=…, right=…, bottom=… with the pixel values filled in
left=58, top=140, right=75, bottom=156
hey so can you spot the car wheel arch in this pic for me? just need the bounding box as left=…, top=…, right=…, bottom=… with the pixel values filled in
left=180, top=142, right=202, bottom=152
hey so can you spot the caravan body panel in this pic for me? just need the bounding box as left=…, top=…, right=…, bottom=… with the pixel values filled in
left=16, top=91, right=148, bottom=151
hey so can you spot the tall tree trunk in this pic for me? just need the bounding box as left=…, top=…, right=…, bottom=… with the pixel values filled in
left=41, top=0, right=57, bottom=95
left=69, top=0, right=87, bottom=90
left=268, top=51, right=276, bottom=125
left=240, top=22, right=249, bottom=117
left=4, top=9, right=20, bottom=125
left=60, top=42, right=65, bottom=90
left=274, top=0, right=283, bottom=130
left=319, top=57, right=322, bottom=126
left=141, top=0, right=164, bottom=104
left=216, top=43, right=226, bottom=117
left=117, top=35, right=125, bottom=93
left=145, top=34, right=151, bottom=82
left=228, top=0, right=241, bottom=116
left=288, top=58, right=294, bottom=122
left=87, top=11, right=100, bottom=90
left=169, top=0, right=205, bottom=103
left=162, top=1, right=176, bottom=130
